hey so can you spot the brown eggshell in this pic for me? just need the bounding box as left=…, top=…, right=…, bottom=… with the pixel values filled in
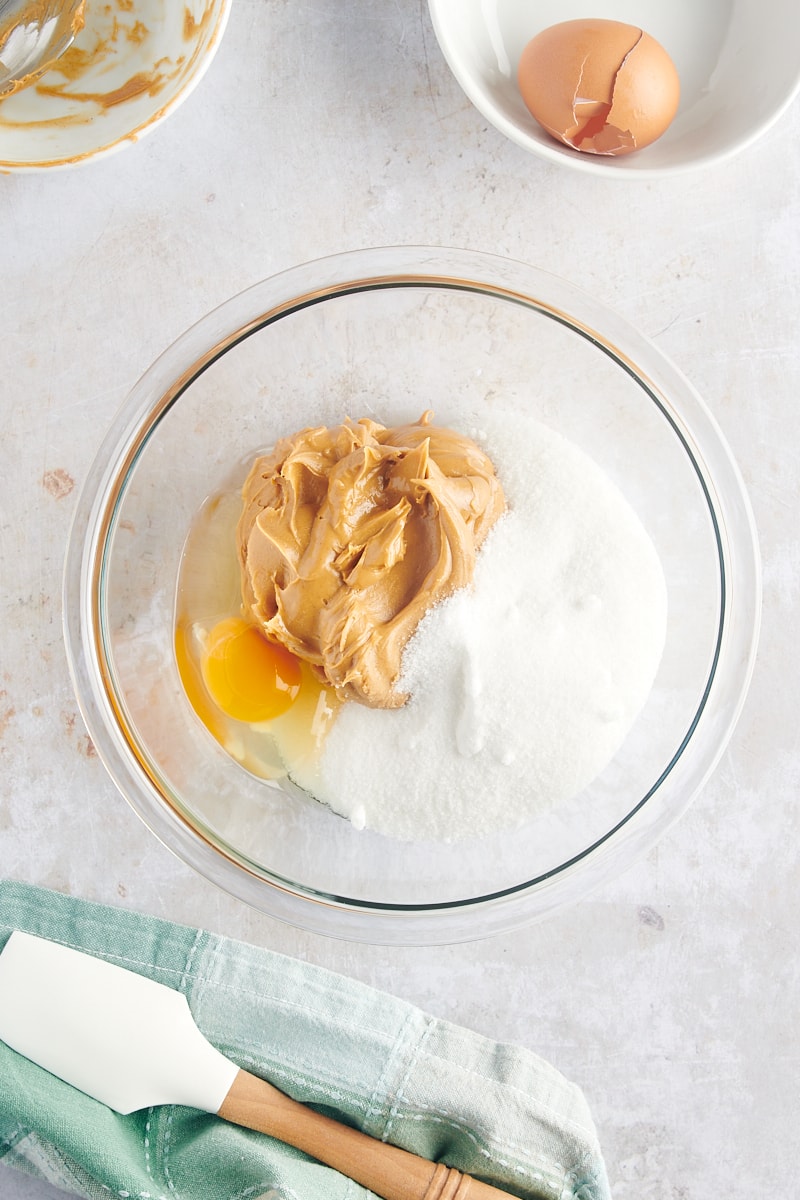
left=517, top=19, right=680, bottom=156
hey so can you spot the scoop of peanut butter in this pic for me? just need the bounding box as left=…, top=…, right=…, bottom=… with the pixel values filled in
left=237, top=412, right=505, bottom=708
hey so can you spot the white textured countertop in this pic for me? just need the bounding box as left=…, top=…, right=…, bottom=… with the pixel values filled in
left=2, top=3, right=798, bottom=1197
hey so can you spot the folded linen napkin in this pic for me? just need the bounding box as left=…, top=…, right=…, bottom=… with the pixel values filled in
left=0, top=881, right=611, bottom=1200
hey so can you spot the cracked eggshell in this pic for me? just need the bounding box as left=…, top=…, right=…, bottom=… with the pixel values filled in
left=517, top=18, right=680, bottom=157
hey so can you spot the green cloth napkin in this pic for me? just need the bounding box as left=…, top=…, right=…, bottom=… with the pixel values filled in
left=0, top=881, right=610, bottom=1200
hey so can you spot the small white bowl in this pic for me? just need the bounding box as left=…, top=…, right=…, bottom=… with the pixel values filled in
left=0, top=0, right=231, bottom=171
left=428, top=0, right=800, bottom=176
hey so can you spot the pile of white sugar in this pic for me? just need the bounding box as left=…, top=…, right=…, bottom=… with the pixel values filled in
left=291, top=414, right=667, bottom=842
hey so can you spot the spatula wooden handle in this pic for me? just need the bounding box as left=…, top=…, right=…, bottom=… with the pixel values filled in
left=218, top=1068, right=516, bottom=1200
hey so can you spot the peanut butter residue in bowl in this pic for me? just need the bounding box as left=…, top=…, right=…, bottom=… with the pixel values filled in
left=237, top=412, right=506, bottom=709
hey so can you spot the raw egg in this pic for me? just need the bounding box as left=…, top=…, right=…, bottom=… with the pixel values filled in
left=174, top=488, right=341, bottom=783
left=200, top=617, right=301, bottom=723
left=517, top=19, right=680, bottom=157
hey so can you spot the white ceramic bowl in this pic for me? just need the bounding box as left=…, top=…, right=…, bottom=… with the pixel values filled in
left=428, top=0, right=800, bottom=176
left=64, top=247, right=761, bottom=945
left=0, top=0, right=230, bottom=170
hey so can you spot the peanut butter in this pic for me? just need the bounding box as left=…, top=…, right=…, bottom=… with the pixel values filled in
left=237, top=412, right=505, bottom=708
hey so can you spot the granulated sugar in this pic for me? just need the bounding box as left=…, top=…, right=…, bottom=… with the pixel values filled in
left=291, top=414, right=667, bottom=841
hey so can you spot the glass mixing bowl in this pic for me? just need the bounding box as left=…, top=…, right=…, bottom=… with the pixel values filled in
left=64, top=247, right=761, bottom=945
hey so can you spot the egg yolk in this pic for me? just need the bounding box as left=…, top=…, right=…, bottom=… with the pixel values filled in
left=175, top=622, right=228, bottom=741
left=200, top=617, right=302, bottom=723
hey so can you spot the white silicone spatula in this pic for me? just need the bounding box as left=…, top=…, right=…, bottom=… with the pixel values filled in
left=0, top=931, right=515, bottom=1200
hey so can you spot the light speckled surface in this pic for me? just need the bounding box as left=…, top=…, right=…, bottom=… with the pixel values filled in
left=1, top=2, right=798, bottom=1197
